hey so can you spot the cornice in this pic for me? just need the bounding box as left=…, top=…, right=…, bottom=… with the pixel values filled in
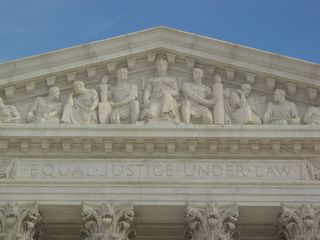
left=0, top=26, right=319, bottom=89
left=0, top=124, right=319, bottom=156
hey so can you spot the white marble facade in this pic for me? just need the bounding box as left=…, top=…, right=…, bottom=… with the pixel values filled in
left=0, top=27, right=320, bottom=240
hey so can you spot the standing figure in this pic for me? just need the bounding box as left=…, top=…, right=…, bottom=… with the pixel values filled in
left=229, top=83, right=261, bottom=124
left=181, top=68, right=215, bottom=124
left=0, top=97, right=20, bottom=123
left=27, top=86, right=62, bottom=123
left=98, top=75, right=112, bottom=124
left=263, top=89, right=300, bottom=125
left=61, top=81, right=99, bottom=124
left=109, top=67, right=139, bottom=124
left=304, top=106, right=320, bottom=125
left=141, top=57, right=179, bottom=123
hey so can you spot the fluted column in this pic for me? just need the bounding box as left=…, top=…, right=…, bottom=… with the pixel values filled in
left=185, top=202, right=239, bottom=240
left=0, top=202, right=42, bottom=240
left=81, top=202, right=135, bottom=240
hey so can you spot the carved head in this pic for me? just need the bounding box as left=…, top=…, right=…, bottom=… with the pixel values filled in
left=73, top=81, right=85, bottom=94
left=274, top=89, right=286, bottom=103
left=156, top=57, right=168, bottom=76
left=49, top=87, right=60, bottom=100
left=214, top=74, right=222, bottom=83
left=240, top=84, right=252, bottom=97
left=117, top=68, right=128, bottom=83
left=101, top=75, right=109, bottom=85
left=193, top=68, right=204, bottom=83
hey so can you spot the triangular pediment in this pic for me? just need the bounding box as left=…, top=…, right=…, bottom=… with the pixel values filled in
left=0, top=26, right=319, bottom=123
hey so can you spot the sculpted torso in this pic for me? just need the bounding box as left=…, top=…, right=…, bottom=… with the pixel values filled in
left=29, top=97, right=62, bottom=123
left=264, top=101, right=299, bottom=124
left=148, top=76, right=178, bottom=100
left=110, top=84, right=134, bottom=103
left=74, top=90, right=97, bottom=108
left=61, top=81, right=98, bottom=124
left=0, top=106, right=15, bottom=122
left=304, top=107, right=320, bottom=125
left=0, top=101, right=20, bottom=124
left=183, top=82, right=211, bottom=102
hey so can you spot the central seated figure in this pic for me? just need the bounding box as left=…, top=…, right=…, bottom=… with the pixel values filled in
left=141, top=57, right=179, bottom=123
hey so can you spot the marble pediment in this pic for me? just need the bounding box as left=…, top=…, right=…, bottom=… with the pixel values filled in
left=0, top=26, right=319, bottom=124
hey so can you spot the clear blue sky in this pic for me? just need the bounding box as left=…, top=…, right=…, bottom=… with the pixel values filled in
left=1, top=0, right=320, bottom=63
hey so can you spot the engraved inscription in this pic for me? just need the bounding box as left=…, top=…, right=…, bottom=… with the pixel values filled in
left=14, top=159, right=303, bottom=181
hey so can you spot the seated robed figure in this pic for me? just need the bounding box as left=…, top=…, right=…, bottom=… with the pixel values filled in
left=0, top=97, right=21, bottom=123
left=108, top=67, right=139, bottom=124
left=181, top=67, right=215, bottom=124
left=27, top=86, right=62, bottom=123
left=304, top=106, right=320, bottom=125
left=61, top=81, right=99, bottom=124
left=229, top=84, right=261, bottom=125
left=263, top=89, right=300, bottom=125
left=140, top=57, right=179, bottom=123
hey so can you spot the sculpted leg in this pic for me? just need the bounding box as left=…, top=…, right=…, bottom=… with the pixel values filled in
left=202, top=108, right=213, bottom=124
left=145, top=103, right=159, bottom=121
left=181, top=100, right=191, bottom=124
left=130, top=100, right=140, bottom=124
left=161, top=93, right=174, bottom=114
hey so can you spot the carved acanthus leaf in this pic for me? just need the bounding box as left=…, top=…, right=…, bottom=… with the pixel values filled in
left=82, top=202, right=135, bottom=240
left=278, top=203, right=320, bottom=240
left=0, top=202, right=42, bottom=240
left=0, top=160, right=16, bottom=179
left=185, top=203, right=239, bottom=240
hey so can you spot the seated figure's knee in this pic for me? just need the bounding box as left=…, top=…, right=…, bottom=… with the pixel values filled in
left=203, top=110, right=213, bottom=124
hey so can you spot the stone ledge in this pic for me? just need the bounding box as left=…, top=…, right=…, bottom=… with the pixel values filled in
left=0, top=124, right=319, bottom=139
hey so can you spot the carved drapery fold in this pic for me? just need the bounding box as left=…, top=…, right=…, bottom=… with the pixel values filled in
left=0, top=202, right=42, bottom=240
left=185, top=202, right=239, bottom=240
left=81, top=202, right=135, bottom=240
left=278, top=203, right=320, bottom=240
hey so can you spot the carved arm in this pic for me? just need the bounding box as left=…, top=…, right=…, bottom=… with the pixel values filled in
left=112, top=85, right=138, bottom=108
left=182, top=84, right=213, bottom=107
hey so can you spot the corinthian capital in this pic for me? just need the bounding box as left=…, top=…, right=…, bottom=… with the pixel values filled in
left=185, top=202, right=239, bottom=240
left=0, top=202, right=42, bottom=240
left=278, top=203, right=320, bottom=240
left=81, top=202, right=135, bottom=240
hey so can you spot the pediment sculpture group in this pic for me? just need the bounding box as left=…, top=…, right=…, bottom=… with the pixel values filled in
left=1, top=56, right=320, bottom=125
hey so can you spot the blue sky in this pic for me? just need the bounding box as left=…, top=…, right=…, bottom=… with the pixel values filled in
left=1, top=0, right=320, bottom=63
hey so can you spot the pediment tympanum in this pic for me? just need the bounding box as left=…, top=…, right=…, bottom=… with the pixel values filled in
left=0, top=27, right=319, bottom=127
